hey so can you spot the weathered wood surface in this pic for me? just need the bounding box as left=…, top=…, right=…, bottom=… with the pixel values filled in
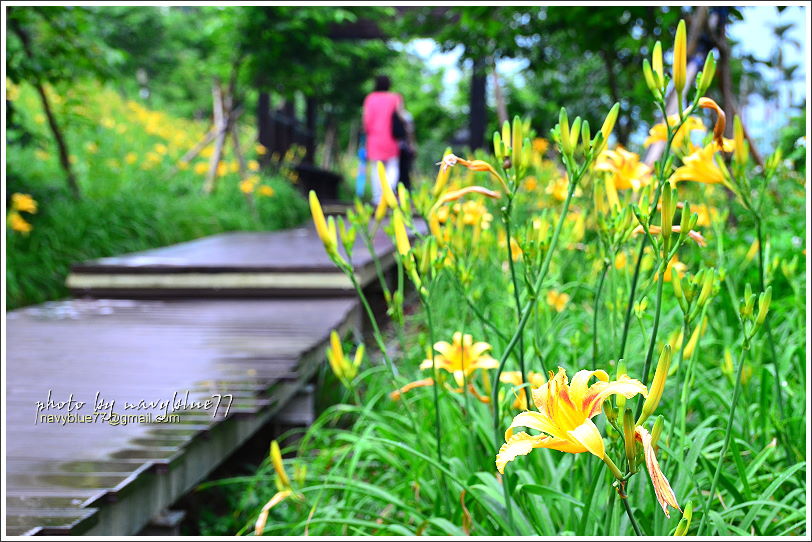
left=5, top=297, right=359, bottom=535
left=67, top=220, right=424, bottom=298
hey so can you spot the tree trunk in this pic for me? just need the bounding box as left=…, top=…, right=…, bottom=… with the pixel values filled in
left=257, top=91, right=273, bottom=166
left=203, top=82, right=227, bottom=194
left=469, top=57, right=487, bottom=151
left=492, top=62, right=508, bottom=125
left=10, top=18, right=80, bottom=199
left=601, top=49, right=628, bottom=146
left=304, top=97, right=317, bottom=164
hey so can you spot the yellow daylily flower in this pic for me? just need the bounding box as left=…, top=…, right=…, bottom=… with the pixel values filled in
left=11, top=193, right=37, bottom=214
left=670, top=143, right=728, bottom=185
left=595, top=146, right=651, bottom=190
left=496, top=367, right=647, bottom=473
left=419, top=332, right=498, bottom=387
left=8, top=211, right=33, bottom=233
left=644, top=115, right=706, bottom=149
left=546, top=290, right=570, bottom=312
left=546, top=175, right=569, bottom=201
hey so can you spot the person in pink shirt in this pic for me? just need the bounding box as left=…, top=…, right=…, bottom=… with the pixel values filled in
left=362, top=75, right=404, bottom=204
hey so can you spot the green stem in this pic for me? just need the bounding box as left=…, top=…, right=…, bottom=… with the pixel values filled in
left=422, top=287, right=449, bottom=515
left=618, top=236, right=647, bottom=359
left=620, top=490, right=645, bottom=536
left=503, top=197, right=532, bottom=410
left=634, top=261, right=666, bottom=421
left=698, top=343, right=749, bottom=535
left=592, top=262, right=610, bottom=370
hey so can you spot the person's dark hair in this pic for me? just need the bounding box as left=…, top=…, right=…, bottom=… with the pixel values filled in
left=374, top=75, right=391, bottom=92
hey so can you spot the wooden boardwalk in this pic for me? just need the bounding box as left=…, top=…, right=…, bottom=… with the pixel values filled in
left=3, top=221, right=413, bottom=535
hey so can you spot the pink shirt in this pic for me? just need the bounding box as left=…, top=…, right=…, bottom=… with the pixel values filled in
left=362, top=91, right=403, bottom=161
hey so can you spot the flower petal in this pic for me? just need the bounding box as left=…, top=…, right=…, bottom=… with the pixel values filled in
left=584, top=375, right=648, bottom=417
left=567, top=418, right=606, bottom=459
left=636, top=426, right=680, bottom=518
left=569, top=369, right=609, bottom=407
left=505, top=410, right=567, bottom=441
left=496, top=431, right=545, bottom=474
left=389, top=378, right=434, bottom=401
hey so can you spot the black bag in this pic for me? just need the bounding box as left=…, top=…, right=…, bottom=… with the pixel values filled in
left=391, top=110, right=406, bottom=140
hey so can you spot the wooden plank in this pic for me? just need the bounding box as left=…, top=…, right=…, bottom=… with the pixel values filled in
left=66, top=220, right=426, bottom=298
left=5, top=297, right=359, bottom=534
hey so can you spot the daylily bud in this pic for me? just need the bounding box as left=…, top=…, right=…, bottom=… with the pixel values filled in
left=673, top=20, right=687, bottom=97
left=697, top=267, right=715, bottom=306
left=590, top=131, right=605, bottom=153
left=432, top=148, right=453, bottom=196
left=569, top=116, right=582, bottom=152
left=378, top=161, right=398, bottom=208
left=638, top=344, right=672, bottom=426
left=270, top=440, right=291, bottom=490
left=512, top=115, right=523, bottom=170
left=651, top=415, right=664, bottom=449
left=603, top=400, right=618, bottom=425
left=673, top=275, right=688, bottom=313
left=398, top=183, right=411, bottom=214
left=623, top=408, right=637, bottom=473
left=600, top=103, right=620, bottom=147
left=337, top=215, right=356, bottom=257
left=493, top=131, right=504, bottom=161
left=652, top=41, right=664, bottom=88
left=756, top=286, right=772, bottom=326
left=392, top=210, right=411, bottom=259
left=679, top=200, right=691, bottom=233
left=661, top=186, right=674, bottom=242
left=698, top=51, right=716, bottom=94
left=309, top=190, right=340, bottom=259
left=734, top=115, right=747, bottom=166
left=642, top=58, right=659, bottom=97
left=558, top=108, right=571, bottom=154
left=502, top=120, right=512, bottom=152
left=581, top=120, right=591, bottom=149
left=674, top=501, right=693, bottom=536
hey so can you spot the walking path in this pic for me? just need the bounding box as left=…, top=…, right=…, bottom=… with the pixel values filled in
left=5, top=220, right=405, bottom=535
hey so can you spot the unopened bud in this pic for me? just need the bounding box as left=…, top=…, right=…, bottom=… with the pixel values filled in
left=558, top=108, right=571, bottom=155
left=512, top=115, right=523, bottom=170
left=493, top=131, right=504, bottom=161
left=569, top=116, right=582, bottom=152
left=623, top=409, right=637, bottom=473
left=581, top=120, right=591, bottom=149
left=637, top=344, right=671, bottom=426
left=698, top=51, right=716, bottom=94
left=674, top=501, right=693, bottom=536
left=756, top=286, right=772, bottom=325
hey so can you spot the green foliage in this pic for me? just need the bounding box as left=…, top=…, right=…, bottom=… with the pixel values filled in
left=6, top=81, right=308, bottom=309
